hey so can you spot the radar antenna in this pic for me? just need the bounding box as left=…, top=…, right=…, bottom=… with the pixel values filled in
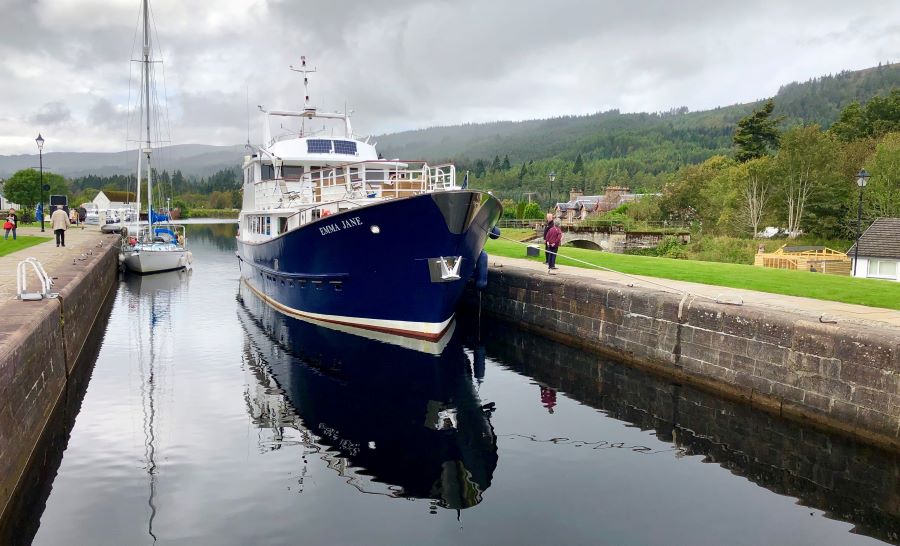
left=289, top=56, right=317, bottom=110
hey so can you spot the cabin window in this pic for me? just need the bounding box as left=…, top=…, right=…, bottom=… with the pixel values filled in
left=265, top=216, right=271, bottom=235
left=283, top=166, right=304, bottom=179
left=279, top=217, right=288, bottom=234
left=365, top=169, right=385, bottom=182
left=261, top=163, right=275, bottom=180
left=311, top=209, right=321, bottom=221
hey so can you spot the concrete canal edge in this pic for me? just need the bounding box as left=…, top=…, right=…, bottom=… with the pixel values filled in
left=0, top=235, right=120, bottom=523
left=466, top=265, right=900, bottom=452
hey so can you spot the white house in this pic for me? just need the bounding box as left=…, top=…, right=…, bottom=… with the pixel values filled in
left=0, top=192, right=20, bottom=211
left=93, top=190, right=136, bottom=211
left=849, top=218, right=900, bottom=281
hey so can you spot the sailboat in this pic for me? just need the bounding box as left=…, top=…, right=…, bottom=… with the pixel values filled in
left=121, top=0, right=190, bottom=274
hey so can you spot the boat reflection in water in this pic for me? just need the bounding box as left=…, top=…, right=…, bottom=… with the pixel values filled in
left=124, top=268, right=191, bottom=544
left=236, top=281, right=498, bottom=510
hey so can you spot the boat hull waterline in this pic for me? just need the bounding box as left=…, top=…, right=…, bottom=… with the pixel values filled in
left=236, top=190, right=502, bottom=340
left=123, top=247, right=190, bottom=274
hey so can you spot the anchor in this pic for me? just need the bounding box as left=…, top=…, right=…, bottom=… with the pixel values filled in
left=437, top=256, right=462, bottom=280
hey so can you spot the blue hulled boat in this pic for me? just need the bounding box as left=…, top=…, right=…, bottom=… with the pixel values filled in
left=236, top=58, right=501, bottom=340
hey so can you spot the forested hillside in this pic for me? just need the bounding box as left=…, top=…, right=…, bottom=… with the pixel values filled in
left=376, top=63, right=899, bottom=197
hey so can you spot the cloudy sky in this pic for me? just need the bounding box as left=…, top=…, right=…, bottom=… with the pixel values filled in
left=0, top=0, right=897, bottom=155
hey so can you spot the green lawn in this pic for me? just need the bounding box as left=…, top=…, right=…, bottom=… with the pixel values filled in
left=484, top=238, right=900, bottom=310
left=0, top=235, right=52, bottom=257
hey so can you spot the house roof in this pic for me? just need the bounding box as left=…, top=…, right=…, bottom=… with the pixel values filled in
left=847, top=218, right=900, bottom=259
left=97, top=190, right=136, bottom=203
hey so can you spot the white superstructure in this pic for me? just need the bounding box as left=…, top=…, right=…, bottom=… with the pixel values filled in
left=238, top=57, right=460, bottom=244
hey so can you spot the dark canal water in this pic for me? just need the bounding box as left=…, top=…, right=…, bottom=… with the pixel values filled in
left=10, top=223, right=900, bottom=545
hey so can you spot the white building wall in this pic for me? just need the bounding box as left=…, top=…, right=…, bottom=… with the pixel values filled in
left=853, top=256, right=900, bottom=281
left=93, top=192, right=112, bottom=210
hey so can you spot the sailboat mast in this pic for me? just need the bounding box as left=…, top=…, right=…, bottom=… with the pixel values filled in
left=142, top=0, right=153, bottom=228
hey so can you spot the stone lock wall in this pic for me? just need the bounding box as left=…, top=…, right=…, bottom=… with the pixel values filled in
left=472, top=266, right=900, bottom=450
left=0, top=236, right=120, bottom=521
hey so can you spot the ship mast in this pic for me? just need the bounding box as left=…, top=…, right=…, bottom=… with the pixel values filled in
left=141, top=0, right=153, bottom=229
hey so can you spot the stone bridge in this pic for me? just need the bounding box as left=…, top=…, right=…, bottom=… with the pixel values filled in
left=532, top=225, right=690, bottom=253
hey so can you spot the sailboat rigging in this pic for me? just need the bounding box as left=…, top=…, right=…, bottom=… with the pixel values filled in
left=121, top=0, right=191, bottom=275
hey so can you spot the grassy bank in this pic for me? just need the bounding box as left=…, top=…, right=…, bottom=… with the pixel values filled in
left=0, top=236, right=52, bottom=257
left=484, top=238, right=900, bottom=310
left=183, top=208, right=239, bottom=219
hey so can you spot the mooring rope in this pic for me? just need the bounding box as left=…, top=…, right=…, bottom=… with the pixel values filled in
left=488, top=228, right=721, bottom=304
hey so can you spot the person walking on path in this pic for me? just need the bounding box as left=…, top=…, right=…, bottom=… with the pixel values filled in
left=51, top=205, right=70, bottom=247
left=69, top=207, right=79, bottom=228
left=543, top=213, right=554, bottom=264
left=4, top=208, right=17, bottom=240
left=545, top=218, right=563, bottom=271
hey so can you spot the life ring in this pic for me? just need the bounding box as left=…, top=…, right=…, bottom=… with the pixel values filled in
left=321, top=209, right=331, bottom=217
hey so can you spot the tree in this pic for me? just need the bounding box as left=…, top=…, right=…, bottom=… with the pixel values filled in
left=522, top=202, right=543, bottom=219
left=573, top=153, right=584, bottom=175
left=490, top=155, right=501, bottom=172
left=501, top=155, right=511, bottom=170
left=515, top=201, right=527, bottom=220
left=518, top=162, right=527, bottom=180
left=863, top=132, right=900, bottom=220
left=2, top=168, right=69, bottom=209
left=830, top=89, right=900, bottom=141
left=775, top=125, right=838, bottom=238
left=740, top=157, right=773, bottom=237
left=733, top=99, right=781, bottom=162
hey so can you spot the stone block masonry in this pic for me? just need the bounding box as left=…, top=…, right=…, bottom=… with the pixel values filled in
left=470, top=265, right=900, bottom=451
left=0, top=235, right=120, bottom=523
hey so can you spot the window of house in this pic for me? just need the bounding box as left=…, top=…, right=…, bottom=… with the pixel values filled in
left=871, top=259, right=898, bottom=279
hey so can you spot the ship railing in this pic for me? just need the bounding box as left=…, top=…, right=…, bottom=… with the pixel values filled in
left=426, top=164, right=456, bottom=191
left=257, top=159, right=461, bottom=208
left=124, top=223, right=187, bottom=249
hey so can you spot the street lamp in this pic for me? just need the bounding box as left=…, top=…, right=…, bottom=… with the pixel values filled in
left=548, top=171, right=556, bottom=211
left=853, top=168, right=870, bottom=277
left=35, top=133, right=45, bottom=232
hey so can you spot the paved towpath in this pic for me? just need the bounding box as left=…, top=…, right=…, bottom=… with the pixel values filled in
left=489, top=253, right=900, bottom=331
left=0, top=224, right=119, bottom=301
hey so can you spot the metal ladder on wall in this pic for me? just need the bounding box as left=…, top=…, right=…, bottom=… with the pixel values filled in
left=17, top=257, right=58, bottom=300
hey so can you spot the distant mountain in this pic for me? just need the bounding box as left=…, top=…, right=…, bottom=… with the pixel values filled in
left=3, top=64, right=896, bottom=181
left=0, top=144, right=245, bottom=179
left=374, top=63, right=900, bottom=166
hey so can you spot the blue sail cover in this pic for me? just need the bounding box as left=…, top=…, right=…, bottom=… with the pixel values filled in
left=150, top=211, right=169, bottom=223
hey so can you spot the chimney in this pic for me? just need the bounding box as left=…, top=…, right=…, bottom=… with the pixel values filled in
left=569, top=188, right=583, bottom=202
left=605, top=186, right=629, bottom=198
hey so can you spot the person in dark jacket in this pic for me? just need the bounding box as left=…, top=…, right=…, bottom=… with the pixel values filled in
left=545, top=219, right=563, bottom=270
left=543, top=213, right=554, bottom=263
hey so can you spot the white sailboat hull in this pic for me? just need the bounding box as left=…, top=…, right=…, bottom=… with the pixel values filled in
left=123, top=248, right=190, bottom=274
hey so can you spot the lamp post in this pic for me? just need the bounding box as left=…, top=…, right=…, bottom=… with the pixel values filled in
left=548, top=171, right=556, bottom=211
left=853, top=168, right=870, bottom=277
left=35, top=134, right=45, bottom=232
